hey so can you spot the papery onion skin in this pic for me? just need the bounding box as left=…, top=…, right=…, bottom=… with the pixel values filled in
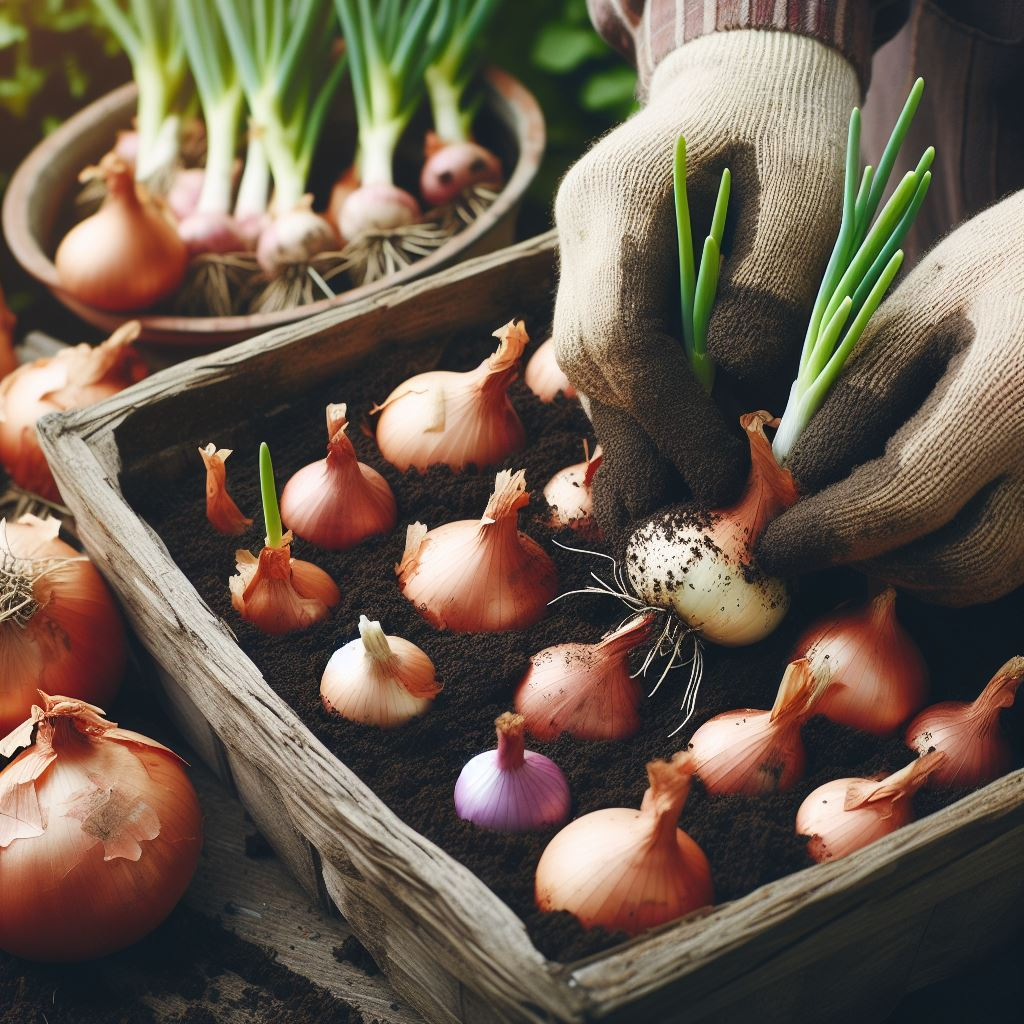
left=0, top=515, right=126, bottom=737
left=321, top=615, right=440, bottom=728
left=515, top=613, right=650, bottom=741
left=199, top=444, right=252, bottom=536
left=455, top=712, right=570, bottom=832
left=229, top=540, right=339, bottom=636
left=281, top=404, right=397, bottom=550
left=905, top=656, right=1024, bottom=788
left=375, top=319, right=528, bottom=473
left=535, top=752, right=712, bottom=935
left=55, top=156, right=187, bottom=312
left=626, top=412, right=797, bottom=647
left=0, top=695, right=202, bottom=961
left=524, top=337, right=576, bottom=403
left=396, top=469, right=558, bottom=632
left=420, top=137, right=503, bottom=208
left=0, top=321, right=147, bottom=501
left=688, top=658, right=825, bottom=796
left=796, top=750, right=946, bottom=863
left=544, top=443, right=602, bottom=536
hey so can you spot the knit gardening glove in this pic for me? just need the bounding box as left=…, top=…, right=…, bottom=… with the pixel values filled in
left=759, top=190, right=1024, bottom=606
left=553, top=30, right=859, bottom=532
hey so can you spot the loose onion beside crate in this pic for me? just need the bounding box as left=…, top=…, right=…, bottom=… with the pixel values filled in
left=37, top=234, right=1024, bottom=1024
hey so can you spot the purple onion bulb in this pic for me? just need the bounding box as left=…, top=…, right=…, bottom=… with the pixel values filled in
left=454, top=712, right=570, bottom=832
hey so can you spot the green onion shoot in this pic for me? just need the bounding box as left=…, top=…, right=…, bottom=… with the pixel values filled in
left=259, top=441, right=285, bottom=549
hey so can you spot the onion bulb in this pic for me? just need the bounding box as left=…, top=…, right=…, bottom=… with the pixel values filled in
left=230, top=536, right=339, bottom=636
left=0, top=321, right=147, bottom=501
left=0, top=694, right=202, bottom=961
left=626, top=412, right=797, bottom=647
left=280, top=404, right=397, bottom=550
left=166, top=167, right=206, bottom=222
left=0, top=515, right=126, bottom=737
left=796, top=750, right=947, bottom=863
left=535, top=752, right=713, bottom=935
left=515, top=614, right=652, bottom=741
left=198, top=444, right=252, bottom=536
left=420, top=132, right=503, bottom=208
left=544, top=442, right=602, bottom=535
left=326, top=165, right=360, bottom=243
left=374, top=319, right=528, bottom=472
left=321, top=615, right=441, bottom=727
left=256, top=199, right=337, bottom=275
left=55, top=155, right=187, bottom=312
left=796, top=587, right=928, bottom=735
left=905, top=656, right=1024, bottom=788
left=396, top=469, right=558, bottom=632
left=0, top=283, right=16, bottom=380
left=454, top=712, right=570, bottom=832
left=688, top=658, right=827, bottom=795
left=338, top=184, right=421, bottom=242
left=524, top=337, right=576, bottom=403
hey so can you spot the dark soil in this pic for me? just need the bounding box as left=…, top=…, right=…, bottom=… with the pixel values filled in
left=128, top=321, right=1024, bottom=963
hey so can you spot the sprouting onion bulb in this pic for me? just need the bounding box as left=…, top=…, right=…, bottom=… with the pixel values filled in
left=524, top=337, right=576, bottom=403
left=0, top=694, right=202, bottom=961
left=229, top=443, right=339, bottom=635
left=199, top=444, right=252, bottom=536
left=905, top=657, right=1024, bottom=788
left=375, top=319, right=528, bottom=472
left=454, top=712, right=570, bottom=832
left=796, top=587, right=928, bottom=736
left=397, top=469, right=558, bottom=633
left=0, top=320, right=147, bottom=502
left=55, top=156, right=188, bottom=312
left=281, top=404, right=397, bottom=550
left=796, top=750, right=947, bottom=863
left=544, top=441, right=602, bottom=536
left=535, top=752, right=713, bottom=935
left=0, top=515, right=127, bottom=738
left=688, top=659, right=826, bottom=796
left=514, top=614, right=652, bottom=741
left=321, top=615, right=441, bottom=728
left=626, top=412, right=797, bottom=647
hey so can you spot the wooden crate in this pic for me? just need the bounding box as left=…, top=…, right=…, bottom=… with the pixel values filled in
left=38, top=232, right=1024, bottom=1024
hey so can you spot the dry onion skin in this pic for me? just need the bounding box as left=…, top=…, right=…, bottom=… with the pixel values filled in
left=198, top=444, right=252, bottom=536
left=796, top=750, right=946, bottom=863
left=796, top=587, right=928, bottom=736
left=396, top=469, right=558, bottom=632
left=374, top=319, right=528, bottom=472
left=905, top=656, right=1024, bottom=788
left=626, top=412, right=797, bottom=647
left=0, top=515, right=126, bottom=737
left=0, top=321, right=147, bottom=501
left=524, top=337, right=576, bottom=403
left=281, top=404, right=397, bottom=550
left=55, top=155, right=187, bottom=312
left=544, top=442, right=602, bottom=536
left=0, top=694, right=202, bottom=961
left=514, top=614, right=652, bottom=742
left=687, top=658, right=827, bottom=796
left=321, top=615, right=441, bottom=727
left=535, top=752, right=713, bottom=935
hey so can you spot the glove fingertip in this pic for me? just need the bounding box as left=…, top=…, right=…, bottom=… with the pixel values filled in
left=757, top=509, right=848, bottom=578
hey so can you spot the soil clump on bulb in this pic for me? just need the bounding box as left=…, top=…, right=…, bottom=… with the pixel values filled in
left=133, top=319, right=1024, bottom=963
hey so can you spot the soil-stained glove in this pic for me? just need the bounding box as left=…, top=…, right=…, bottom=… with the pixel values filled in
left=759, top=190, right=1024, bottom=606
left=553, top=31, right=859, bottom=531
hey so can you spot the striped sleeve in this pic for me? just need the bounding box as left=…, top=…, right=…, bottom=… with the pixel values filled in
left=586, top=0, right=911, bottom=96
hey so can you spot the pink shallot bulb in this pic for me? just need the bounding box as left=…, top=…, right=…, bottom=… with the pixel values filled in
left=796, top=750, right=947, bottom=862
left=280, top=404, right=397, bottom=550
left=321, top=616, right=441, bottom=728
left=688, top=658, right=828, bottom=795
left=178, top=211, right=247, bottom=256
left=374, top=319, right=528, bottom=472
left=338, top=184, right=420, bottom=241
left=166, top=167, right=206, bottom=222
left=905, top=656, right=1024, bottom=788
left=535, top=752, right=713, bottom=935
left=419, top=134, right=503, bottom=207
left=396, top=469, right=558, bottom=633
left=524, top=337, right=576, bottom=403
left=515, top=614, right=652, bottom=741
left=454, top=712, right=570, bottom=832
left=544, top=442, right=602, bottom=535
left=256, top=201, right=336, bottom=274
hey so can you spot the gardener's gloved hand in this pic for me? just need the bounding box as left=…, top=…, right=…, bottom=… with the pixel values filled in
left=759, top=190, right=1024, bottom=606
left=553, top=30, right=859, bottom=532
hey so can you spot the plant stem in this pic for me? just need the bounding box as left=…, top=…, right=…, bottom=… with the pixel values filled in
left=235, top=130, right=270, bottom=219
left=260, top=442, right=284, bottom=549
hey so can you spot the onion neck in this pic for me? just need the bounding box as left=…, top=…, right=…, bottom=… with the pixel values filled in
left=845, top=749, right=946, bottom=810
left=597, top=613, right=654, bottom=659
left=197, top=92, right=243, bottom=215
left=495, top=712, right=526, bottom=771
left=867, top=586, right=898, bottom=627
left=235, top=130, right=270, bottom=220
left=642, top=754, right=694, bottom=845
left=971, top=656, right=1024, bottom=724
left=727, top=413, right=798, bottom=547
left=358, top=616, right=394, bottom=664
left=425, top=65, right=470, bottom=146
